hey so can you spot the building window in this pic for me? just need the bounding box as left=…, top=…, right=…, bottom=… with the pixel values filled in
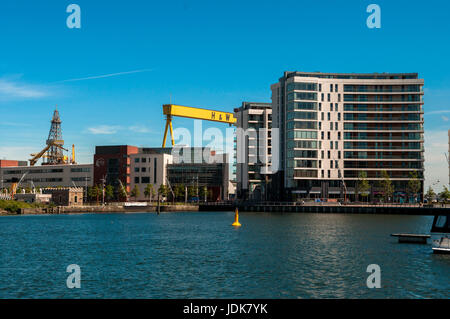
left=321, top=150, right=324, bottom=158
left=135, top=177, right=139, bottom=184
left=319, top=84, right=322, bottom=91
left=142, top=176, right=150, bottom=183
left=335, top=84, right=338, bottom=92
left=338, top=132, right=341, bottom=140
left=328, top=170, right=330, bottom=178
left=319, top=122, right=322, bottom=130
left=327, top=93, right=330, bottom=101
left=321, top=112, right=324, bottom=120
left=319, top=160, right=322, bottom=168
left=327, top=132, right=330, bottom=140
left=330, top=103, right=333, bottom=111
left=327, top=113, right=330, bottom=121
left=330, top=123, right=333, bottom=130
left=335, top=141, right=338, bottom=149
left=330, top=160, right=333, bottom=168
left=338, top=113, right=341, bottom=121
left=321, top=170, right=324, bottom=178
left=142, top=167, right=147, bottom=172
left=328, top=151, right=330, bottom=158
left=321, top=131, right=324, bottom=139
left=335, top=103, right=338, bottom=111
left=338, top=94, right=341, bottom=102
left=134, top=167, right=139, bottom=172
left=319, top=103, right=322, bottom=111
left=338, top=151, right=341, bottom=159
left=134, top=158, right=140, bottom=163
left=330, top=141, right=333, bottom=149
left=142, top=158, right=147, bottom=163
left=330, top=84, right=333, bottom=92
left=321, top=93, right=324, bottom=101
left=335, top=122, right=338, bottom=130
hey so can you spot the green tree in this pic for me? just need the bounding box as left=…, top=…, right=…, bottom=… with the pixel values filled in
left=187, top=186, right=197, bottom=198
left=88, top=185, right=101, bottom=203
left=158, top=184, right=168, bottom=199
left=130, top=185, right=140, bottom=200
left=380, top=170, right=394, bottom=203
left=144, top=184, right=155, bottom=202
left=105, top=185, right=115, bottom=202
left=357, top=171, right=370, bottom=202
left=199, top=186, right=207, bottom=202
left=407, top=171, right=421, bottom=203
left=425, top=186, right=436, bottom=201
left=118, top=185, right=128, bottom=201
left=174, top=184, right=185, bottom=201
left=439, top=186, right=450, bottom=202
left=25, top=187, right=32, bottom=194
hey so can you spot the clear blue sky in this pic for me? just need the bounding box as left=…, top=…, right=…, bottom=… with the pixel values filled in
left=0, top=0, right=449, bottom=190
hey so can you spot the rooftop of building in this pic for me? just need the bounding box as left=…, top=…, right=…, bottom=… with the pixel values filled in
left=235, top=102, right=272, bottom=112
left=282, top=71, right=419, bottom=80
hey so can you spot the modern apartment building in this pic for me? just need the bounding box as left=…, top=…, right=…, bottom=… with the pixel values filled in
left=271, top=71, right=425, bottom=202
left=234, top=102, right=274, bottom=200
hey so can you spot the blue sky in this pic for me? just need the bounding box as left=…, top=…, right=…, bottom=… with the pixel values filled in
left=0, top=0, right=449, bottom=190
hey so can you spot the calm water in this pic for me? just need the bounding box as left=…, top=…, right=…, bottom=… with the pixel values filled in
left=0, top=212, right=449, bottom=299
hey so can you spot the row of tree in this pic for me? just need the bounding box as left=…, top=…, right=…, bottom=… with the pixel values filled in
left=85, top=184, right=211, bottom=203
left=356, top=170, right=422, bottom=202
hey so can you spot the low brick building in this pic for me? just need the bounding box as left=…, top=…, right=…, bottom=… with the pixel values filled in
left=43, top=188, right=84, bottom=206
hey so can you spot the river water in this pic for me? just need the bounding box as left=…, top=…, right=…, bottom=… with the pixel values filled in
left=0, top=212, right=448, bottom=298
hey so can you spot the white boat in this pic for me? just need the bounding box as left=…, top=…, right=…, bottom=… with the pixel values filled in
left=430, top=214, right=450, bottom=254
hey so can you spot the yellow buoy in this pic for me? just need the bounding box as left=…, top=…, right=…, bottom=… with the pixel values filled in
left=232, top=208, right=241, bottom=227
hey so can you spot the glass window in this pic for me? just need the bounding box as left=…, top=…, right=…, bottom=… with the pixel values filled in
left=436, top=216, right=447, bottom=228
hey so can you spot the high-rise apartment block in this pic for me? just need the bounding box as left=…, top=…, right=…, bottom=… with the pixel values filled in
left=270, top=71, right=425, bottom=201
left=234, top=102, right=274, bottom=200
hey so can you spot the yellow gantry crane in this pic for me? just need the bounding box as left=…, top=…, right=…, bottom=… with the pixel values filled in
left=29, top=141, right=68, bottom=166
left=162, top=104, right=237, bottom=147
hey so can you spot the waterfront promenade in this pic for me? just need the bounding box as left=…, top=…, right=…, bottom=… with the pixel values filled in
left=1, top=200, right=448, bottom=216
left=201, top=201, right=450, bottom=215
